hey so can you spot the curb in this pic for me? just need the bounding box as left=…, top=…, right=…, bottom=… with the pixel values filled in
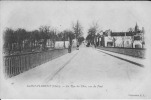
left=96, top=49, right=144, bottom=67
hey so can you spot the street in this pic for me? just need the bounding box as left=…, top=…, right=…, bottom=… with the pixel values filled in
left=2, top=45, right=150, bottom=99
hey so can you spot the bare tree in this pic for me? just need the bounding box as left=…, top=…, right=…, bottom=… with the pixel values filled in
left=39, top=26, right=51, bottom=50
left=63, top=30, right=75, bottom=48
left=3, top=28, right=15, bottom=55
left=72, top=20, right=83, bottom=44
left=87, top=22, right=99, bottom=45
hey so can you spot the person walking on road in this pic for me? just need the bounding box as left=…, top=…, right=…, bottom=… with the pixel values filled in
left=68, top=44, right=71, bottom=53
left=77, top=42, right=79, bottom=50
left=94, top=43, right=96, bottom=48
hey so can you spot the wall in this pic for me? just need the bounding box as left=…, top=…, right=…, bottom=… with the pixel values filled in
left=55, top=40, right=77, bottom=49
left=55, top=41, right=69, bottom=49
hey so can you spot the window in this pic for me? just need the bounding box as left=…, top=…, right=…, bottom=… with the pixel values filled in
left=134, top=36, right=141, bottom=40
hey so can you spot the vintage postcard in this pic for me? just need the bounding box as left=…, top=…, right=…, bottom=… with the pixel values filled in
left=0, top=1, right=151, bottom=99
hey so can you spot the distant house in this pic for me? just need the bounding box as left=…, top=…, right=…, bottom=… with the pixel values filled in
left=101, top=23, right=145, bottom=48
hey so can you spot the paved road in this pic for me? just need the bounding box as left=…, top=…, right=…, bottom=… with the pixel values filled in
left=3, top=45, right=150, bottom=99
left=49, top=46, right=143, bottom=84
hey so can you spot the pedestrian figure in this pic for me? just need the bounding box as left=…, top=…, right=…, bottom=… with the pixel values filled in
left=77, top=42, right=79, bottom=50
left=68, top=44, right=71, bottom=53
left=94, top=44, right=96, bottom=48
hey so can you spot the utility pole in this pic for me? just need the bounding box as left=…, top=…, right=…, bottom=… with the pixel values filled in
left=76, top=21, right=79, bottom=47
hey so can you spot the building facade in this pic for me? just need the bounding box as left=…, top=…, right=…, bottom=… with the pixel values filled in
left=100, top=23, right=145, bottom=48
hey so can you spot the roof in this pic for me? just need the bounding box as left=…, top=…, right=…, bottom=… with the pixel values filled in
left=111, top=32, right=136, bottom=36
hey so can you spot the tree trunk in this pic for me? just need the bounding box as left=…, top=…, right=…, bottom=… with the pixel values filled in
left=64, top=40, right=65, bottom=48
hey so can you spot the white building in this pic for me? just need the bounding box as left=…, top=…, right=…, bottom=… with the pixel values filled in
left=103, top=23, right=145, bottom=48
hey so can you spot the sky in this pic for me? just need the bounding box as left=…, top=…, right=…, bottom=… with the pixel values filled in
left=0, top=1, right=151, bottom=38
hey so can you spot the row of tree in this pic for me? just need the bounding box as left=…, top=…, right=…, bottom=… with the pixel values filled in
left=3, top=21, right=84, bottom=55
left=86, top=22, right=100, bottom=45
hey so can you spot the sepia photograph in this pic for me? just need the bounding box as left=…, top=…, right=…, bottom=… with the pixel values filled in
left=0, top=1, right=151, bottom=99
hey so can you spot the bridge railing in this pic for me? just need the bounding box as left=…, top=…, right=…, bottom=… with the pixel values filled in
left=3, top=49, right=68, bottom=78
